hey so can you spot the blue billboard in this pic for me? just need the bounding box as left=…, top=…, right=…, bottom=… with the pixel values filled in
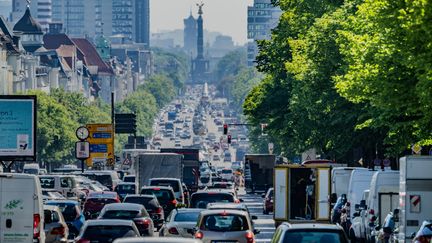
left=0, top=96, right=36, bottom=160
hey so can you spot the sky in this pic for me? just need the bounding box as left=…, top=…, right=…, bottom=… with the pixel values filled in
left=151, top=0, right=254, bottom=45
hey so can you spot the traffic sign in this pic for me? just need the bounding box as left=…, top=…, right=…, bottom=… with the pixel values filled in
left=412, top=144, right=422, bottom=155
left=86, top=124, right=114, bottom=167
left=75, top=141, right=90, bottom=159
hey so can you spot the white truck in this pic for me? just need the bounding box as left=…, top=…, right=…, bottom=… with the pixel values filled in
left=135, top=153, right=183, bottom=190
left=398, top=156, right=432, bottom=242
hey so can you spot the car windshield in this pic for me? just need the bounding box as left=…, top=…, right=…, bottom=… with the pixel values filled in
left=201, top=214, right=249, bottom=232
left=123, top=176, right=135, bottom=183
left=24, top=168, right=39, bottom=175
left=211, top=183, right=233, bottom=189
left=82, top=225, right=138, bottom=241
left=86, top=198, right=117, bottom=204
left=191, top=193, right=234, bottom=208
left=52, top=203, right=78, bottom=221
left=141, top=189, right=174, bottom=202
left=116, top=184, right=135, bottom=194
left=282, top=231, right=346, bottom=243
left=174, top=211, right=201, bottom=222
left=84, top=174, right=113, bottom=187
left=200, top=177, right=210, bottom=183
left=222, top=169, right=232, bottom=174
left=124, top=197, right=159, bottom=210
left=150, top=180, right=180, bottom=192
left=40, top=178, right=55, bottom=189
left=102, top=210, right=140, bottom=219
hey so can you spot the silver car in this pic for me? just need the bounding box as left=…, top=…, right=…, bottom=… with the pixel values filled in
left=44, top=205, right=69, bottom=243
left=114, top=237, right=202, bottom=243
left=160, top=208, right=204, bottom=238
left=194, top=209, right=258, bottom=243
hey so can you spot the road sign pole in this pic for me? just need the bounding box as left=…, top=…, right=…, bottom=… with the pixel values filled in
left=81, top=159, right=85, bottom=173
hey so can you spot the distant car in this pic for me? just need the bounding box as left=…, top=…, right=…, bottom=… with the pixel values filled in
left=212, top=155, right=220, bottom=161
left=114, top=182, right=137, bottom=201
left=123, top=175, right=136, bottom=183
left=208, top=182, right=235, bottom=190
left=194, top=209, right=258, bottom=243
left=45, top=200, right=85, bottom=239
left=159, top=208, right=205, bottom=238
left=82, top=170, right=122, bottom=191
left=220, top=169, right=233, bottom=181
left=262, top=188, right=274, bottom=214
left=190, top=191, right=236, bottom=209
left=124, top=194, right=165, bottom=230
left=44, top=205, right=69, bottom=243
left=140, top=186, right=178, bottom=216
left=271, top=223, right=349, bottom=243
left=75, top=220, right=140, bottom=243
left=83, top=191, right=120, bottom=219
left=114, top=237, right=203, bottom=243
left=98, top=203, right=154, bottom=236
left=149, top=178, right=185, bottom=204
left=206, top=202, right=258, bottom=226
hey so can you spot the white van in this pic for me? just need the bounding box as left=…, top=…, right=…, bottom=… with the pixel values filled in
left=347, top=169, right=376, bottom=219
left=39, top=175, right=80, bottom=199
left=365, top=170, right=399, bottom=241
left=23, top=163, right=41, bottom=175
left=0, top=173, right=45, bottom=243
left=332, top=167, right=363, bottom=199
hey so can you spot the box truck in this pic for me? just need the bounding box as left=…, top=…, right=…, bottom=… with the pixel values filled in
left=244, top=154, right=275, bottom=193
left=398, top=156, right=432, bottom=242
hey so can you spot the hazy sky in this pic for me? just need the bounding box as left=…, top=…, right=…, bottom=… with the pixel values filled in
left=151, top=0, right=254, bottom=45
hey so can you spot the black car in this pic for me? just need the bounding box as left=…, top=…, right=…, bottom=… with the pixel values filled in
left=190, top=191, right=235, bottom=208
left=123, top=194, right=165, bottom=230
left=271, top=223, right=349, bottom=243
left=140, top=186, right=177, bottom=216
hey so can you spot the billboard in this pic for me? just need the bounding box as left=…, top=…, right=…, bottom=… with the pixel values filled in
left=0, top=96, right=36, bottom=161
left=86, top=124, right=114, bottom=167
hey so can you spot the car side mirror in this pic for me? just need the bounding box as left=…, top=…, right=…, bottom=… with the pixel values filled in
left=254, top=229, right=260, bottom=235
left=251, top=215, right=258, bottom=220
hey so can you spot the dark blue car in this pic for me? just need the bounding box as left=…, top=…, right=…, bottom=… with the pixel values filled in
left=46, top=200, right=85, bottom=239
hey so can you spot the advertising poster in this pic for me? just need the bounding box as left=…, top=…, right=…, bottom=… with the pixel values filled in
left=0, top=96, right=36, bottom=160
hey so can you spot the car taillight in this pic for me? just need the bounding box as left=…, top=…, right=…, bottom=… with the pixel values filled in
left=195, top=231, right=203, bottom=239
left=33, top=214, right=41, bottom=238
left=76, top=239, right=91, bottom=243
left=155, top=207, right=163, bottom=214
left=245, top=231, right=255, bottom=243
left=135, top=219, right=151, bottom=227
left=234, top=199, right=240, bottom=203
left=171, top=199, right=177, bottom=205
left=168, top=227, right=179, bottom=234
left=51, top=226, right=66, bottom=236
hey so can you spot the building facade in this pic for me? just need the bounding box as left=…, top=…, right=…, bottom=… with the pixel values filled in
left=112, top=0, right=133, bottom=42
left=183, top=12, right=197, bottom=57
left=133, top=0, right=150, bottom=47
left=247, top=0, right=281, bottom=66
left=11, top=0, right=52, bottom=31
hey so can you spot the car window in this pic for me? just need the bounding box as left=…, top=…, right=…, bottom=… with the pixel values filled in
left=200, top=214, right=249, bottom=232
left=191, top=193, right=234, bottom=208
left=141, top=189, right=174, bottom=202
left=86, top=198, right=118, bottom=204
left=150, top=180, right=180, bottom=192
left=282, top=231, right=346, bottom=243
left=102, top=210, right=140, bottom=219
left=174, top=211, right=201, bottom=222
left=60, top=178, right=72, bottom=188
left=124, top=197, right=159, bottom=210
left=84, top=174, right=113, bottom=187
left=200, top=177, right=210, bottom=184
left=83, top=225, right=138, bottom=240
left=54, top=204, right=78, bottom=222
left=116, top=184, right=136, bottom=193
left=123, top=176, right=135, bottom=183
left=40, top=178, right=55, bottom=189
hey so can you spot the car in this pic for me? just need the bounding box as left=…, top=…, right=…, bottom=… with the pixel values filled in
left=190, top=191, right=236, bottom=209
left=124, top=194, right=165, bottom=230
left=149, top=178, right=185, bottom=204
left=140, top=186, right=178, bottom=216
left=114, top=182, right=137, bottom=201
left=42, top=190, right=66, bottom=202
left=212, top=155, right=220, bottom=161
left=114, top=237, right=203, bottom=243
left=271, top=223, right=349, bottom=243
left=39, top=175, right=81, bottom=200
left=45, top=200, right=86, bottom=239
left=220, top=168, right=233, bottom=181
left=206, top=203, right=258, bottom=226
left=123, top=175, right=136, bottom=183
left=98, top=203, right=154, bottom=236
left=194, top=209, right=258, bottom=243
left=44, top=205, right=69, bottom=243
left=82, top=170, right=122, bottom=191
left=209, top=182, right=235, bottom=190
left=160, top=208, right=205, bottom=238
left=75, top=219, right=141, bottom=243
left=175, top=141, right=182, bottom=147
left=262, top=188, right=274, bottom=214
left=83, top=191, right=121, bottom=219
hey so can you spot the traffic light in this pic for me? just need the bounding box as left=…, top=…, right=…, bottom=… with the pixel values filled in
left=227, top=135, right=232, bottom=144
left=223, top=124, right=228, bottom=135
left=115, top=113, right=137, bottom=134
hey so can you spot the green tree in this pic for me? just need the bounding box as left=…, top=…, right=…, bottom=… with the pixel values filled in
left=141, top=75, right=176, bottom=109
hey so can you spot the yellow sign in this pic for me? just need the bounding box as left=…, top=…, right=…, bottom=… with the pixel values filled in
left=86, top=124, right=114, bottom=167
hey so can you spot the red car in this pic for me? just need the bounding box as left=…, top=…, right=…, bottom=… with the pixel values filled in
left=262, top=188, right=274, bottom=214
left=83, top=191, right=120, bottom=219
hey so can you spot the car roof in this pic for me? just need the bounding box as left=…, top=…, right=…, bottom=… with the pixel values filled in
left=141, top=186, right=174, bottom=191
left=85, top=219, right=136, bottom=226
left=124, top=175, right=135, bottom=177
left=281, top=223, right=344, bottom=230
left=207, top=203, right=247, bottom=210
left=174, top=208, right=205, bottom=214
left=103, top=203, right=144, bottom=211
left=88, top=191, right=117, bottom=198
left=199, top=209, right=249, bottom=217
left=44, top=205, right=61, bottom=211
left=113, top=237, right=202, bottom=243
left=125, top=194, right=156, bottom=199
left=149, top=178, right=181, bottom=182
left=46, top=200, right=79, bottom=205
left=117, top=182, right=136, bottom=186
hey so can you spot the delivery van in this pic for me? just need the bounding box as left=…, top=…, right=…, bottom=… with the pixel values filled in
left=0, top=173, right=45, bottom=243
left=365, top=170, right=399, bottom=241
left=347, top=169, right=376, bottom=219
